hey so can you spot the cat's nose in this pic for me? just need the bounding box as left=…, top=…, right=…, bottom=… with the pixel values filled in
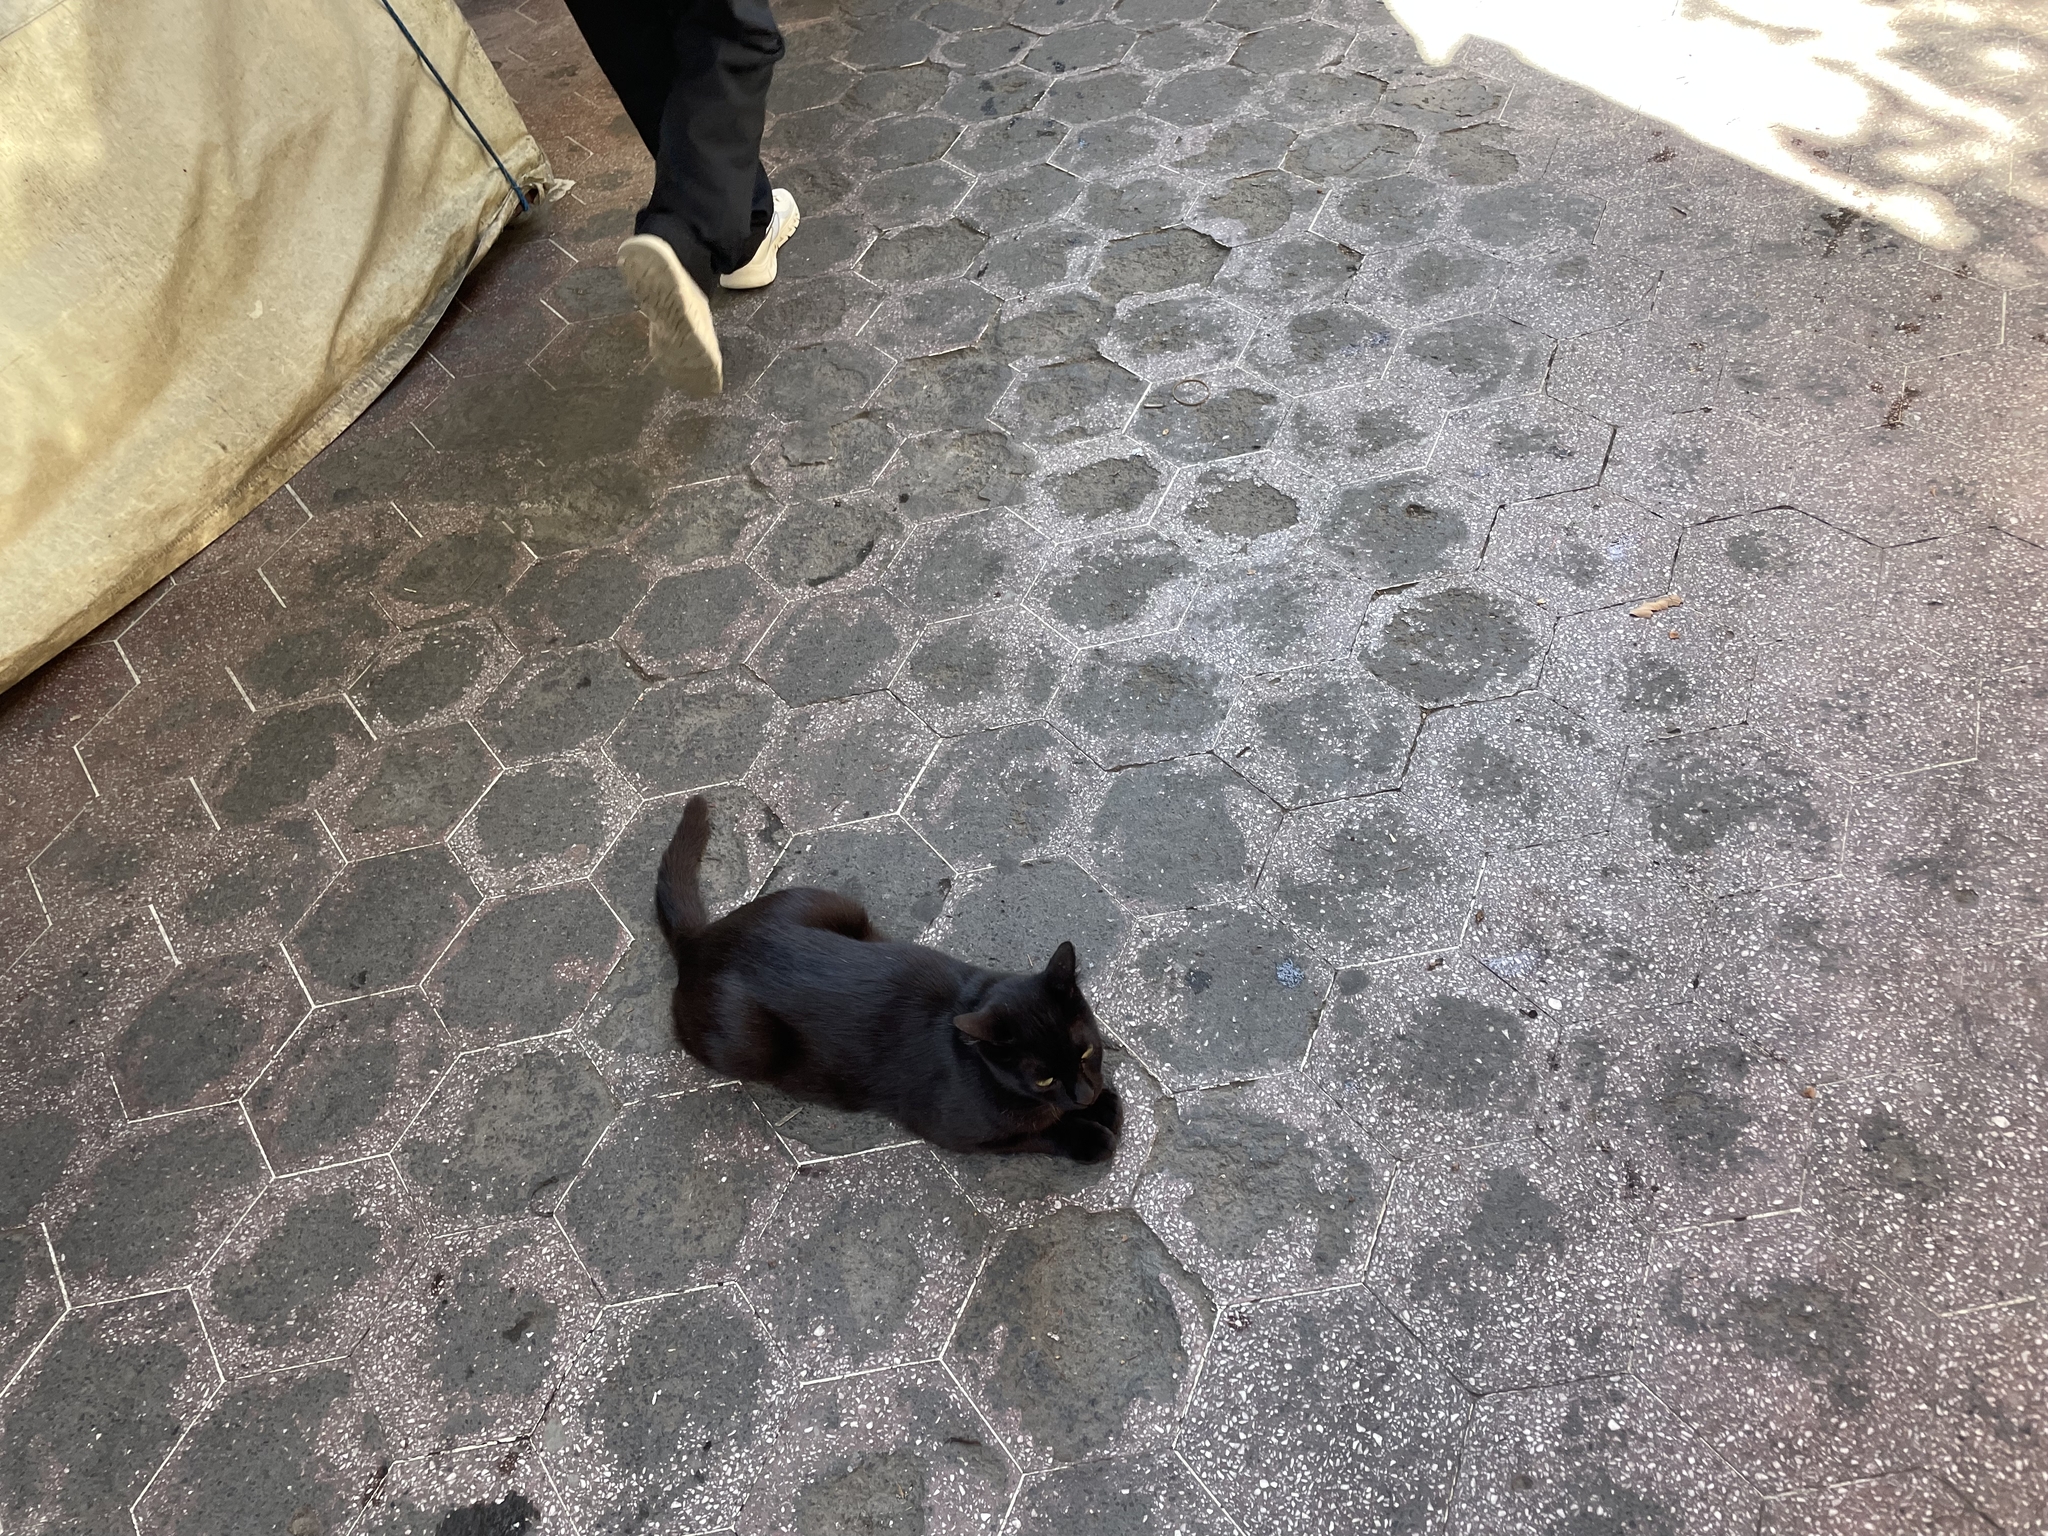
left=1074, top=1079, right=1100, bottom=1107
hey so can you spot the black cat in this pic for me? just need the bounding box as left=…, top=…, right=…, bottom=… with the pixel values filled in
left=655, top=796, right=1123, bottom=1162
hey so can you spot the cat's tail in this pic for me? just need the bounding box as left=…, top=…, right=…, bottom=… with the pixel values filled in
left=655, top=796, right=712, bottom=944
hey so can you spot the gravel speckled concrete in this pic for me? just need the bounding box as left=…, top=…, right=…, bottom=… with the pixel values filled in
left=2, top=0, right=2045, bottom=1528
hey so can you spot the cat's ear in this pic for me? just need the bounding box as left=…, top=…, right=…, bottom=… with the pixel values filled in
left=954, top=1010, right=998, bottom=1042
left=1044, top=941, right=1077, bottom=993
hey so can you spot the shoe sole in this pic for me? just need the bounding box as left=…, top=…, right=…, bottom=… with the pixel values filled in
left=618, top=235, right=723, bottom=397
left=719, top=191, right=802, bottom=291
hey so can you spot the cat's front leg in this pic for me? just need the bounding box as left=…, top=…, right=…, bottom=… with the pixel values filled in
left=1071, top=1086, right=1123, bottom=1137
left=1049, top=1111, right=1118, bottom=1164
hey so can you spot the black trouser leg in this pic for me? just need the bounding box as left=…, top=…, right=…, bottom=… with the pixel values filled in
left=563, top=0, right=782, bottom=294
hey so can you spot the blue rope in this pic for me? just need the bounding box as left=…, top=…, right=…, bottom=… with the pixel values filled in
left=376, top=0, right=532, bottom=214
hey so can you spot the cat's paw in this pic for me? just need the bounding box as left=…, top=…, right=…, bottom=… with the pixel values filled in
left=1076, top=1086, right=1123, bottom=1137
left=1056, top=1115, right=1119, bottom=1164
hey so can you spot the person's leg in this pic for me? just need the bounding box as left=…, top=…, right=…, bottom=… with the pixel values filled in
left=634, top=0, right=784, bottom=293
left=559, top=0, right=673, bottom=158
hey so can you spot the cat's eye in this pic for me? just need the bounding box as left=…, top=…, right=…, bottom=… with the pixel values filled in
left=1082, top=1045, right=1097, bottom=1059
left=1035, top=1076, right=1056, bottom=1089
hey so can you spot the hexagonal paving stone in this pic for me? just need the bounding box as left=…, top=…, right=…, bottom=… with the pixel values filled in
left=1136, top=1076, right=1382, bottom=1298
left=739, top=1364, right=1014, bottom=1535
left=754, top=338, right=894, bottom=420
left=751, top=691, right=938, bottom=830
left=763, top=816, right=954, bottom=942
left=1615, top=729, right=1847, bottom=893
left=1432, top=395, right=1614, bottom=506
left=453, top=751, right=634, bottom=894
left=1721, top=333, right=1900, bottom=439
left=999, top=355, right=1148, bottom=443
left=877, top=428, right=1035, bottom=523
left=1104, top=293, right=1257, bottom=381
left=478, top=641, right=647, bottom=765
left=1239, top=301, right=1399, bottom=392
left=244, top=991, right=457, bottom=1174
left=107, top=946, right=304, bottom=1116
left=1359, top=581, right=1549, bottom=706
left=289, top=843, right=476, bottom=1002
left=862, top=278, right=1002, bottom=357
left=1404, top=695, right=1621, bottom=852
left=45, top=1104, right=268, bottom=1302
left=316, top=722, right=498, bottom=861
left=352, top=619, right=517, bottom=737
left=749, top=493, right=901, bottom=589
left=426, top=883, right=626, bottom=1049
left=496, top=545, right=652, bottom=650
left=1261, top=792, right=1481, bottom=965
left=198, top=1159, right=417, bottom=1376
left=1306, top=958, right=1550, bottom=1152
left=606, top=671, right=775, bottom=798
left=1384, top=312, right=1551, bottom=408
left=560, top=1088, right=790, bottom=1299
left=1091, top=228, right=1230, bottom=303
left=622, top=562, right=783, bottom=678
left=364, top=1218, right=602, bottom=1451
left=1285, top=382, right=1442, bottom=482
left=545, top=1286, right=780, bottom=1535
left=871, top=350, right=1016, bottom=435
left=1314, top=171, right=1441, bottom=251
left=202, top=697, right=369, bottom=829
left=1082, top=174, right=1190, bottom=236
left=1313, top=469, right=1483, bottom=587
left=1483, top=485, right=1677, bottom=614
left=1809, top=1067, right=2048, bottom=1313
left=1129, top=382, right=1283, bottom=464
left=134, top=1360, right=384, bottom=1535
left=1050, top=638, right=1233, bottom=768
left=906, top=721, right=1102, bottom=868
left=948, top=1206, right=1210, bottom=1468
left=1603, top=407, right=1786, bottom=520
left=1560, top=1006, right=1812, bottom=1222
left=1179, top=1283, right=1467, bottom=1535
left=749, top=588, right=919, bottom=706
left=1163, top=462, right=1302, bottom=549
left=378, top=524, right=527, bottom=623
left=861, top=219, right=989, bottom=284
left=893, top=608, right=1067, bottom=733
left=396, top=1039, right=615, bottom=1225
left=1546, top=317, right=1722, bottom=424
left=632, top=475, right=775, bottom=571
left=0, top=1291, right=218, bottom=1529
left=1372, top=1139, right=1648, bottom=1392
left=1217, top=663, right=1417, bottom=808
left=1541, top=594, right=1761, bottom=742
left=1027, top=528, right=1200, bottom=645
left=745, top=1143, right=988, bottom=1378
left=929, top=854, right=1128, bottom=975
left=1451, top=1378, right=1761, bottom=1533
left=1634, top=1216, right=1941, bottom=1488
left=1028, top=451, right=1166, bottom=538
left=1086, top=755, right=1276, bottom=913
left=1174, top=554, right=1359, bottom=671
left=1097, top=902, right=1331, bottom=1089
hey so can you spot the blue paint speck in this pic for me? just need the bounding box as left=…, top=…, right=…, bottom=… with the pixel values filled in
left=1275, top=958, right=1305, bottom=988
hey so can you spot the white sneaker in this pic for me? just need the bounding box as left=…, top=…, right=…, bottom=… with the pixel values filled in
left=617, top=234, right=723, bottom=397
left=718, top=188, right=802, bottom=291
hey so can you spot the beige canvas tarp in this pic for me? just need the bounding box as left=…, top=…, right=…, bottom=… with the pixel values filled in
left=0, top=0, right=552, bottom=690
